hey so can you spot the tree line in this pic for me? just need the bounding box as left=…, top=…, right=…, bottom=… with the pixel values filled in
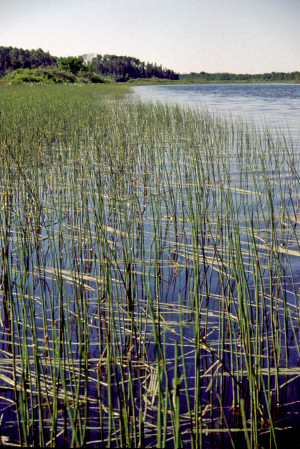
left=181, top=71, right=300, bottom=82
left=0, top=46, right=179, bottom=81
left=89, top=54, right=179, bottom=81
left=1, top=47, right=297, bottom=83
left=0, top=47, right=55, bottom=77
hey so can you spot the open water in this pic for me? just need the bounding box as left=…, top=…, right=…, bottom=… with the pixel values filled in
left=131, top=83, right=300, bottom=139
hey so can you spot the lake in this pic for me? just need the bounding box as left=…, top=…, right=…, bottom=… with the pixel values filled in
left=131, top=83, right=300, bottom=139
left=1, top=84, right=300, bottom=448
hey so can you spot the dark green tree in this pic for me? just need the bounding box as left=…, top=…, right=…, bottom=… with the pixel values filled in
left=56, top=56, right=87, bottom=75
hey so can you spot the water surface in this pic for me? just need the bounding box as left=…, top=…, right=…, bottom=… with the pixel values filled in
left=131, top=83, right=300, bottom=138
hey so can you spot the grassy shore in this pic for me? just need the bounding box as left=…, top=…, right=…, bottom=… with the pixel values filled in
left=0, top=83, right=299, bottom=448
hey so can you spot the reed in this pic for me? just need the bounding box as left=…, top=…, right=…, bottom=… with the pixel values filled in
left=0, top=83, right=299, bottom=447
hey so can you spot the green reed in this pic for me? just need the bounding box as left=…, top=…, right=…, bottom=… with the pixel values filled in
left=0, top=83, right=299, bottom=447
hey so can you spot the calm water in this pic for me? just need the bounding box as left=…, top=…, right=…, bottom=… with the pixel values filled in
left=131, top=83, right=300, bottom=139
left=1, top=84, right=300, bottom=447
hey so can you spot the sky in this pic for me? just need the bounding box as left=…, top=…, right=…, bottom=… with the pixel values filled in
left=1, top=0, right=300, bottom=74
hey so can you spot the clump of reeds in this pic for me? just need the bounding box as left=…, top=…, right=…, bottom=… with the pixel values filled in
left=0, top=83, right=299, bottom=448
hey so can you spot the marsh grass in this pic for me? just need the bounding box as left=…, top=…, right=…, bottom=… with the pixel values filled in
left=0, top=84, right=299, bottom=447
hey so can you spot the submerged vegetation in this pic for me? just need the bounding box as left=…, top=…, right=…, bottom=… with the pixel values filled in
left=0, top=84, right=300, bottom=447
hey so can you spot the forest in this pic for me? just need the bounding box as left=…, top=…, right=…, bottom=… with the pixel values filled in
left=0, top=47, right=55, bottom=77
left=0, top=46, right=179, bottom=81
left=1, top=46, right=298, bottom=83
left=89, top=54, right=179, bottom=81
left=181, top=70, right=300, bottom=82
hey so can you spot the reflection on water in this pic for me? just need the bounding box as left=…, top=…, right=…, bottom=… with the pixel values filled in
left=1, top=85, right=300, bottom=447
left=131, top=83, right=300, bottom=138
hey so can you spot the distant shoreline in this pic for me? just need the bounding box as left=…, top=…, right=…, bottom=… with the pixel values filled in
left=126, top=77, right=300, bottom=87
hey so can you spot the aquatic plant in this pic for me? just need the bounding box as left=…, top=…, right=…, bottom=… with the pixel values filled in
left=0, top=84, right=299, bottom=448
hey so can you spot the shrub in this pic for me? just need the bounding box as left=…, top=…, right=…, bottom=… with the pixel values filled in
left=1, top=68, right=77, bottom=84
left=0, top=67, right=108, bottom=84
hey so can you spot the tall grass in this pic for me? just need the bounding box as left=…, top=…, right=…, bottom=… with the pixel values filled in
left=0, top=83, right=299, bottom=447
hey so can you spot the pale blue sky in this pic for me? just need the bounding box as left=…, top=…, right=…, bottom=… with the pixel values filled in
left=1, top=0, right=299, bottom=74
